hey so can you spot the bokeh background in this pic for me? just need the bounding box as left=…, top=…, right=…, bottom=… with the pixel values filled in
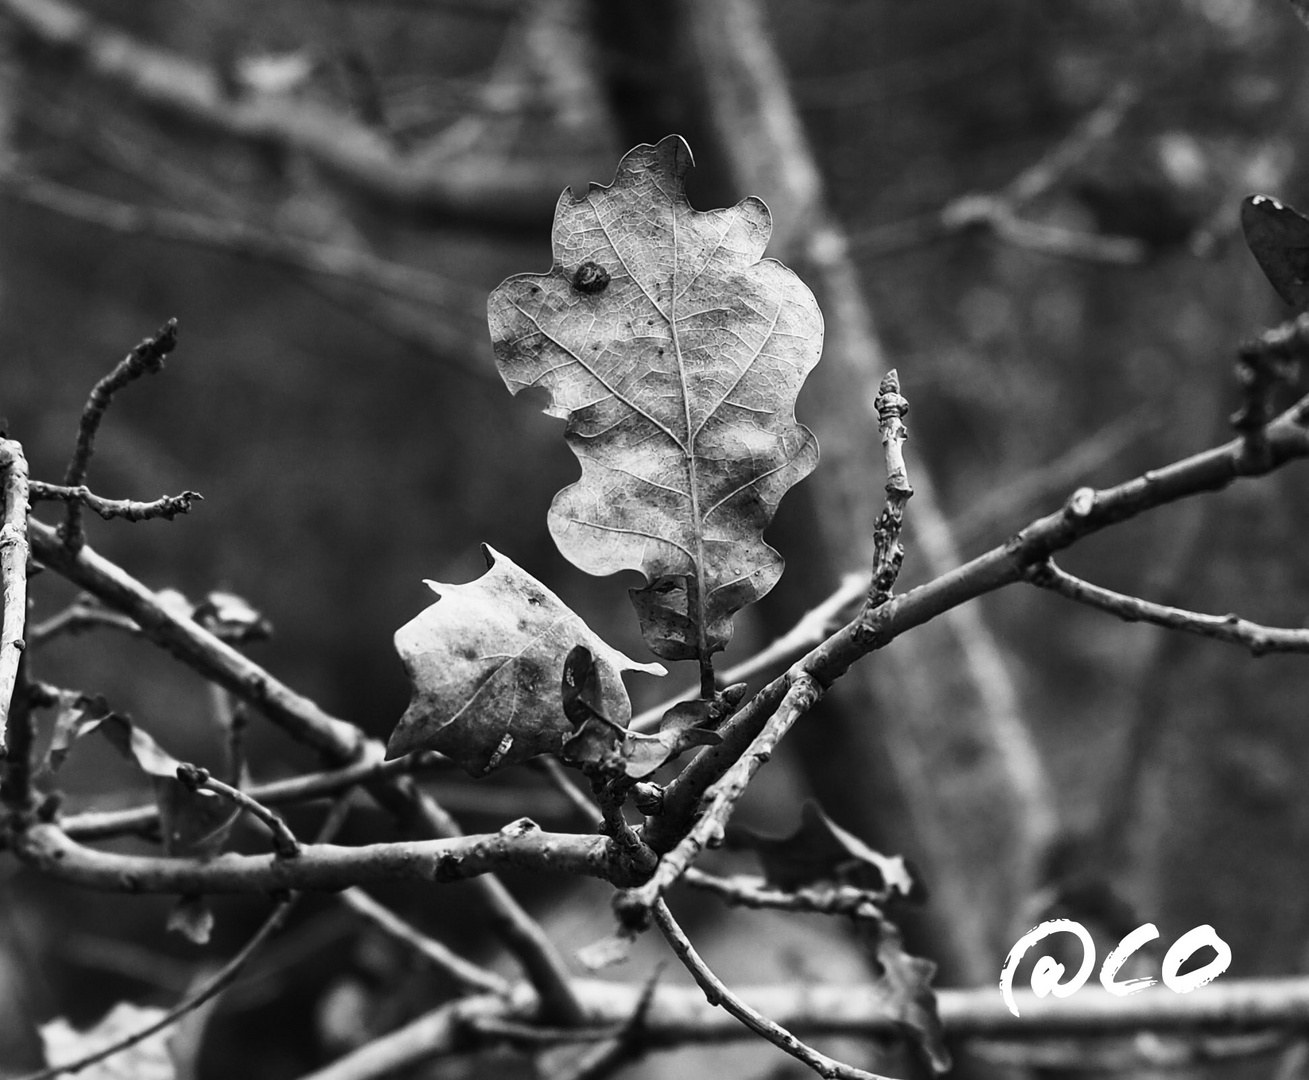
left=3, top=0, right=1309, bottom=1077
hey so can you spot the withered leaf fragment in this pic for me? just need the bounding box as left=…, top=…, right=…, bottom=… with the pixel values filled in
left=561, top=649, right=739, bottom=779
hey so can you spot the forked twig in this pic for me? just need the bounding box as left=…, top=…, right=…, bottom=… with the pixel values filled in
left=30, top=481, right=201, bottom=524
left=651, top=900, right=891, bottom=1080
left=175, top=764, right=301, bottom=857
left=59, top=320, right=180, bottom=552
left=682, top=868, right=885, bottom=920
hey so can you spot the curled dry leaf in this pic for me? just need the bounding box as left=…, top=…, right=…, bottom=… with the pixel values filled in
left=870, top=925, right=951, bottom=1075
left=387, top=545, right=664, bottom=777
left=560, top=646, right=735, bottom=778
left=488, top=135, right=823, bottom=661
left=1241, top=194, right=1309, bottom=309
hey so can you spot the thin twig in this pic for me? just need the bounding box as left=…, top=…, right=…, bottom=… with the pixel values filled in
left=0, top=438, right=31, bottom=758
left=20, top=796, right=353, bottom=1080
left=59, top=320, right=179, bottom=552
left=27, top=601, right=141, bottom=647
left=681, top=868, right=885, bottom=920
left=625, top=673, right=823, bottom=915
left=0, top=171, right=486, bottom=316
left=869, top=370, right=913, bottom=606
left=53, top=748, right=445, bottom=843
left=340, top=887, right=511, bottom=995
left=29, top=481, right=201, bottom=523
left=1002, top=82, right=1139, bottom=206
left=1027, top=559, right=1309, bottom=656
left=850, top=82, right=1143, bottom=263
left=591, top=777, right=658, bottom=886
left=539, top=965, right=664, bottom=1080
left=0, top=0, right=562, bottom=225
left=176, top=763, right=301, bottom=857
left=950, top=409, right=1154, bottom=545
left=534, top=757, right=603, bottom=828
left=651, top=900, right=890, bottom=1080
left=646, top=392, right=1309, bottom=852
left=970, top=1030, right=1291, bottom=1070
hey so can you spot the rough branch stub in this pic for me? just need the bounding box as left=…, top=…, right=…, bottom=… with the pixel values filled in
left=387, top=545, right=663, bottom=777
left=487, top=135, right=823, bottom=660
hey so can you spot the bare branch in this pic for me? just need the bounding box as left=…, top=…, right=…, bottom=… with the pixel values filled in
left=970, top=1030, right=1291, bottom=1071
left=15, top=820, right=620, bottom=893
left=534, top=756, right=604, bottom=828
left=55, top=747, right=445, bottom=843
left=24, top=519, right=583, bottom=1022
left=950, top=409, right=1154, bottom=544
left=1001, top=82, right=1139, bottom=206
left=340, top=887, right=512, bottom=996
left=19, top=796, right=353, bottom=1080
left=869, top=369, right=912, bottom=607
left=0, top=0, right=563, bottom=225
left=681, top=868, right=885, bottom=921
left=0, top=170, right=486, bottom=315
left=651, top=899, right=890, bottom=1080
left=29, top=480, right=200, bottom=523
left=1027, top=559, right=1309, bottom=656
left=650, top=394, right=1309, bottom=848
left=28, top=600, right=141, bottom=646
left=850, top=83, right=1143, bottom=264
left=59, top=319, right=179, bottom=552
left=176, top=763, right=301, bottom=857
left=293, top=974, right=1309, bottom=1080
left=0, top=437, right=31, bottom=757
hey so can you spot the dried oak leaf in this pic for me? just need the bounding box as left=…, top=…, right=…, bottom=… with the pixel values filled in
left=387, top=545, right=664, bottom=777
left=732, top=800, right=922, bottom=900
left=488, top=135, right=823, bottom=661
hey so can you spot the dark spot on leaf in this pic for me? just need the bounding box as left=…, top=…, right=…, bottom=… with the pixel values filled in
left=573, top=261, right=611, bottom=295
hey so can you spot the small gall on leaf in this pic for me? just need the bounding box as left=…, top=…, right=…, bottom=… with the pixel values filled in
left=572, top=261, right=611, bottom=294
